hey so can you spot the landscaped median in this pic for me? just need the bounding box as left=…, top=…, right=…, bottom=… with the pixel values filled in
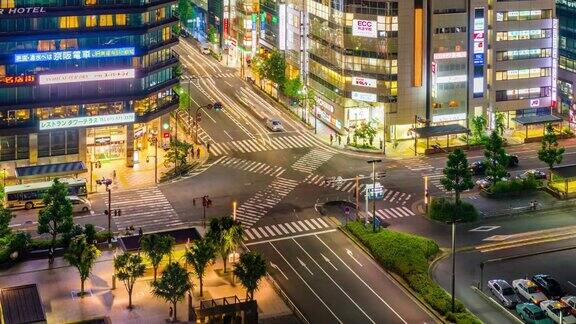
left=344, top=221, right=481, bottom=324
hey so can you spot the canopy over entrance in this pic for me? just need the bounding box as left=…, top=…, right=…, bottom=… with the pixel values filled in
left=548, top=164, right=576, bottom=199
left=413, top=124, right=469, bottom=155
left=15, top=161, right=86, bottom=179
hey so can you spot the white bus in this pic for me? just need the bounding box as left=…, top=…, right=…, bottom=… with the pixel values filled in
left=4, top=178, right=88, bottom=210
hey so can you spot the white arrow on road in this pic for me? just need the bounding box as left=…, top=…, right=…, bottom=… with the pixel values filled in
left=321, top=253, right=338, bottom=271
left=346, top=249, right=363, bottom=267
left=297, top=257, right=314, bottom=275
left=270, top=261, right=289, bottom=280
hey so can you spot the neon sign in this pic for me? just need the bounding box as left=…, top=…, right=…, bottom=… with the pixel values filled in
left=0, top=75, right=36, bottom=86
left=39, top=113, right=136, bottom=130
left=39, top=69, right=135, bottom=85
left=15, top=47, right=135, bottom=63
left=473, top=8, right=485, bottom=98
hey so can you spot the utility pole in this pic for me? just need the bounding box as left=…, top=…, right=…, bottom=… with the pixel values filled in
left=147, top=136, right=158, bottom=184
left=355, top=176, right=359, bottom=217
left=451, top=219, right=456, bottom=313
left=367, top=159, right=382, bottom=232
left=96, top=178, right=113, bottom=244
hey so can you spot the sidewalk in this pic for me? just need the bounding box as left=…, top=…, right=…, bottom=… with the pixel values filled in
left=0, top=249, right=292, bottom=323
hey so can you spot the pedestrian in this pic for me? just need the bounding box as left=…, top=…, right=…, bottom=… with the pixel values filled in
left=337, top=135, right=341, bottom=146
left=196, top=147, right=201, bottom=159
left=138, top=227, right=143, bottom=237
left=207, top=141, right=211, bottom=153
left=330, top=133, right=333, bottom=145
left=169, top=306, right=173, bottom=320
left=112, top=169, right=116, bottom=180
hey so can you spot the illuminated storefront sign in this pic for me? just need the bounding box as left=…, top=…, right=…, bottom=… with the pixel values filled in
left=433, top=52, right=467, bottom=60
left=352, top=19, right=377, bottom=38
left=0, top=7, right=45, bottom=15
left=15, top=47, right=135, bottom=63
left=351, top=91, right=377, bottom=102
left=352, top=76, right=377, bottom=88
left=39, top=113, right=136, bottom=130
left=432, top=113, right=467, bottom=123
left=39, top=69, right=135, bottom=85
left=0, top=75, right=36, bottom=86
left=530, top=99, right=541, bottom=107
left=436, top=75, right=467, bottom=84
left=552, top=18, right=558, bottom=110
left=473, top=8, right=485, bottom=98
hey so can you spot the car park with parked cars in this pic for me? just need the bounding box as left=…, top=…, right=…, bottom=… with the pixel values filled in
left=470, top=154, right=519, bottom=176
left=533, top=275, right=564, bottom=300
left=540, top=300, right=576, bottom=323
left=561, top=296, right=576, bottom=311
left=516, top=303, right=554, bottom=324
left=519, top=170, right=547, bottom=180
left=513, top=279, right=548, bottom=304
left=488, top=279, right=521, bottom=308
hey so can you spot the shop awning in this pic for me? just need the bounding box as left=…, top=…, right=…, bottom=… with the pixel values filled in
left=414, top=124, right=469, bottom=138
left=551, top=164, right=576, bottom=180
left=1, top=284, right=46, bottom=324
left=15, top=161, right=86, bottom=179
left=513, top=115, right=563, bottom=126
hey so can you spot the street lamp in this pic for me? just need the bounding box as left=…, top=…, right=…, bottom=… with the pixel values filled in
left=96, top=177, right=113, bottom=244
left=450, top=217, right=461, bottom=313
left=147, top=136, right=159, bottom=184
left=367, top=159, right=382, bottom=232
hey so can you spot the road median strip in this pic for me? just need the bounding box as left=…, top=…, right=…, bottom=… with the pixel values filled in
left=476, top=225, right=576, bottom=252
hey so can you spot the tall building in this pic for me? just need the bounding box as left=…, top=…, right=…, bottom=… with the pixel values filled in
left=557, top=0, right=576, bottom=125
left=0, top=0, right=180, bottom=171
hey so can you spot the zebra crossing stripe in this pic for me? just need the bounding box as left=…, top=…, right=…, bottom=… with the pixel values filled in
left=303, top=219, right=314, bottom=229
left=285, top=223, right=296, bottom=233
left=309, top=218, right=321, bottom=228
left=278, top=224, right=289, bottom=234
left=265, top=226, right=275, bottom=236
left=402, top=206, right=415, bottom=216
left=297, top=221, right=308, bottom=230
left=292, top=221, right=302, bottom=231
left=245, top=230, right=255, bottom=240
left=258, top=228, right=269, bottom=237
left=271, top=225, right=282, bottom=235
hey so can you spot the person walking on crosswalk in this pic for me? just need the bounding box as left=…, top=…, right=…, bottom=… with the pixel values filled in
left=330, top=133, right=333, bottom=145
left=206, top=142, right=211, bottom=154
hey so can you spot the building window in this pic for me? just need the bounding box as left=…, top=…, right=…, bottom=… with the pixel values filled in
left=99, top=15, right=113, bottom=27
left=496, top=29, right=550, bottom=41
left=116, top=14, right=127, bottom=26
left=59, top=39, right=78, bottom=50
left=0, top=0, right=14, bottom=8
left=162, top=27, right=171, bottom=41
left=85, top=0, right=96, bottom=5
left=37, top=40, right=56, bottom=51
left=86, top=15, right=97, bottom=27
left=59, top=16, right=79, bottom=29
left=495, top=68, right=551, bottom=81
left=38, top=130, right=79, bottom=158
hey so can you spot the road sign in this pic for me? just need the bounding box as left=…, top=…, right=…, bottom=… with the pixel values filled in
left=365, top=182, right=384, bottom=200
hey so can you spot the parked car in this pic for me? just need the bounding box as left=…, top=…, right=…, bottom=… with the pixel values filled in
left=68, top=196, right=91, bottom=213
left=540, top=300, right=576, bottom=323
left=265, top=118, right=284, bottom=132
left=516, top=303, right=554, bottom=324
left=533, top=275, right=564, bottom=300
left=488, top=279, right=521, bottom=308
left=200, top=43, right=210, bottom=55
left=470, top=154, right=519, bottom=176
left=519, top=170, right=547, bottom=180
left=513, top=279, right=548, bottom=304
left=561, top=296, right=576, bottom=311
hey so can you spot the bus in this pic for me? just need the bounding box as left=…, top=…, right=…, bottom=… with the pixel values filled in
left=4, top=178, right=88, bottom=210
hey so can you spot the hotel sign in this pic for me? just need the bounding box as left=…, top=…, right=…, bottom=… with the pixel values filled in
left=15, top=47, right=135, bottom=63
left=0, top=7, right=45, bottom=15
left=0, top=75, right=36, bottom=86
left=39, top=113, right=136, bottom=130
left=39, top=69, right=135, bottom=85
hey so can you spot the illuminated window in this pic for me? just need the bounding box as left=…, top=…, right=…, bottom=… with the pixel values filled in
left=59, top=16, right=79, bottom=29
left=448, top=100, right=459, bottom=108
left=99, top=15, right=113, bottom=27
left=37, top=40, right=56, bottom=51
left=59, top=39, right=78, bottom=50
left=156, top=7, right=166, bottom=21
left=84, top=0, right=96, bottom=5
left=0, top=65, right=5, bottom=77
left=116, top=14, right=127, bottom=26
left=86, top=15, right=97, bottom=27
left=0, top=0, right=14, bottom=8
left=162, top=27, right=171, bottom=41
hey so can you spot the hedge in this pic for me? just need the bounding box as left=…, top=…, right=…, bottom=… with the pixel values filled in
left=427, top=197, right=479, bottom=223
left=345, top=221, right=481, bottom=324
left=488, top=176, right=540, bottom=196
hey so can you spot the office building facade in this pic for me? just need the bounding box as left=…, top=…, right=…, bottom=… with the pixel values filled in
left=557, top=0, right=576, bottom=125
left=0, top=0, right=180, bottom=171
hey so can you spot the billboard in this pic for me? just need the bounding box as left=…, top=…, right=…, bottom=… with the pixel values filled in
left=351, top=91, right=377, bottom=102
left=39, top=113, right=136, bottom=130
left=39, top=69, right=135, bottom=85
left=473, top=8, right=485, bottom=98
left=15, top=47, right=135, bottom=63
left=352, top=76, right=377, bottom=88
left=352, top=19, right=377, bottom=38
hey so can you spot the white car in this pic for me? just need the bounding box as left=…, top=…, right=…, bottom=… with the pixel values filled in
left=200, top=44, right=210, bottom=55
left=513, top=279, right=548, bottom=304
left=561, top=296, right=576, bottom=311
left=265, top=118, right=284, bottom=132
left=540, top=300, right=576, bottom=323
left=68, top=196, right=91, bottom=213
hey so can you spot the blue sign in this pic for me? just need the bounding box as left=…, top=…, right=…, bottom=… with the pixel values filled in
left=15, top=47, right=135, bottom=63
left=474, top=53, right=484, bottom=65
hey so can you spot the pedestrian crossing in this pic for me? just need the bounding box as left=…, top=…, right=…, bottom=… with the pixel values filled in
left=209, top=135, right=318, bottom=156
left=401, top=158, right=435, bottom=171
left=235, top=177, right=300, bottom=227
left=291, top=149, right=335, bottom=173
left=103, top=187, right=185, bottom=233
left=243, top=217, right=333, bottom=242
left=218, top=156, right=286, bottom=176
left=214, top=72, right=236, bottom=78
left=364, top=206, right=416, bottom=220
left=302, top=174, right=412, bottom=204
left=181, top=156, right=227, bottom=179
left=176, top=109, right=213, bottom=144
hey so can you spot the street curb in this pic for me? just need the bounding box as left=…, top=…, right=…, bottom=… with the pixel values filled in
left=471, top=286, right=522, bottom=324
left=335, top=224, right=447, bottom=324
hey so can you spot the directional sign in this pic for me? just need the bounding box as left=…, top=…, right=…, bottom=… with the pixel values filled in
left=346, top=249, right=363, bottom=267
left=297, top=257, right=314, bottom=275
left=321, top=253, right=338, bottom=271
left=270, top=261, right=289, bottom=280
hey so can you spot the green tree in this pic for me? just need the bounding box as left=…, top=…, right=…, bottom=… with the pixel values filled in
left=282, top=77, right=303, bottom=100
left=440, top=149, right=474, bottom=206
left=234, top=251, right=267, bottom=300
left=207, top=216, right=243, bottom=273
left=64, top=236, right=101, bottom=297
left=470, top=115, right=488, bottom=144
left=263, top=50, right=286, bottom=88
left=538, top=123, right=565, bottom=178
left=164, top=139, right=193, bottom=169
left=114, top=252, right=146, bottom=309
left=176, top=0, right=193, bottom=25
left=484, top=131, right=509, bottom=181
left=250, top=54, right=266, bottom=80
left=185, top=237, right=216, bottom=296
left=0, top=205, right=13, bottom=238
left=141, top=234, right=175, bottom=281
left=495, top=112, right=506, bottom=136
left=37, top=179, right=73, bottom=261
left=152, top=262, right=192, bottom=322
left=207, top=26, right=218, bottom=44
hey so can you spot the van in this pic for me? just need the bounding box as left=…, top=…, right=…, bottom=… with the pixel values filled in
left=68, top=196, right=91, bottom=213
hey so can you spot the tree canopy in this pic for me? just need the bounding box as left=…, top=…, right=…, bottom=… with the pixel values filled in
left=234, top=251, right=267, bottom=300
left=441, top=149, right=474, bottom=205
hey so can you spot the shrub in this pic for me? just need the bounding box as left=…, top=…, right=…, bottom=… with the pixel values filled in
left=345, top=221, right=481, bottom=324
left=489, top=176, right=541, bottom=196
left=427, top=197, right=479, bottom=223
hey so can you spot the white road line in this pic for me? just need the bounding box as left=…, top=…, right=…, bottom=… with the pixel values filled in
left=297, top=220, right=309, bottom=231
left=316, top=218, right=329, bottom=228
left=303, top=219, right=315, bottom=229
left=285, top=223, right=296, bottom=233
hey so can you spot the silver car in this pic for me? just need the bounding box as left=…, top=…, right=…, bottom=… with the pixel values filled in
left=266, top=118, right=284, bottom=132
left=488, top=279, right=521, bottom=308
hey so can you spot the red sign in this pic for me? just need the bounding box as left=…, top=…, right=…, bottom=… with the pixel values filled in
left=0, top=75, right=36, bottom=86
left=163, top=132, right=170, bottom=138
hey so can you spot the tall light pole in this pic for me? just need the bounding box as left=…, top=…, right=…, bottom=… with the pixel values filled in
left=232, top=200, right=237, bottom=221
left=96, top=178, right=113, bottom=244
left=451, top=219, right=456, bottom=313
left=147, top=136, right=158, bottom=184
left=367, top=159, right=382, bottom=232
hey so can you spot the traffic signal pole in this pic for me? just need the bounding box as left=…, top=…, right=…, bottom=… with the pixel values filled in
left=108, top=185, right=112, bottom=244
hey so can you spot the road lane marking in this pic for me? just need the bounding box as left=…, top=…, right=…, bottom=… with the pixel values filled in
left=346, top=249, right=363, bottom=267
left=293, top=239, right=375, bottom=323
left=270, top=261, right=289, bottom=280
left=245, top=229, right=337, bottom=246
left=269, top=242, right=342, bottom=324
left=470, top=226, right=501, bottom=232
left=321, top=253, right=338, bottom=271
left=315, top=235, right=409, bottom=324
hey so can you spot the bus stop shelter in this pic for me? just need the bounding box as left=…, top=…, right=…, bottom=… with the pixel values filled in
left=548, top=164, right=576, bottom=199
left=413, top=124, right=469, bottom=155
left=513, top=115, right=563, bottom=141
left=15, top=161, right=86, bottom=183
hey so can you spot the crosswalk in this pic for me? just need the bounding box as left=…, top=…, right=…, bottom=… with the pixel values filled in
left=364, top=206, right=416, bottom=220
left=302, top=174, right=412, bottom=204
left=176, top=109, right=213, bottom=145
left=209, top=135, right=318, bottom=156
left=218, top=156, right=286, bottom=176
left=214, top=72, right=236, bottom=78
left=401, top=158, right=435, bottom=171
left=291, top=149, right=335, bottom=173
left=103, top=187, right=185, bottom=233
left=243, top=217, right=333, bottom=242
left=235, top=177, right=300, bottom=227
